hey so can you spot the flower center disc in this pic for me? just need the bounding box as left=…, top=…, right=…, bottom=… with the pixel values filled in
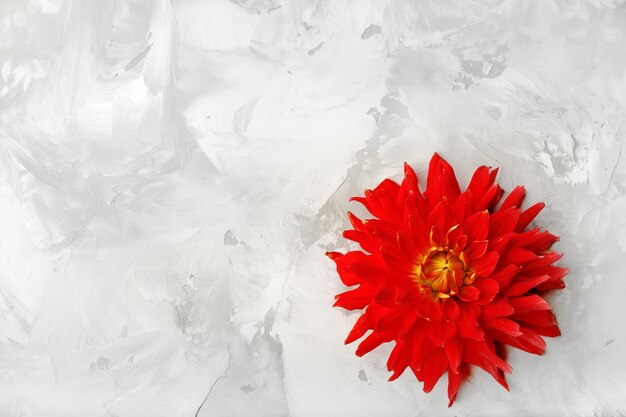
left=421, top=250, right=466, bottom=297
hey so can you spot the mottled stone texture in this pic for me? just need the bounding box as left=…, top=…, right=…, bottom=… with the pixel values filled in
left=0, top=1, right=625, bottom=416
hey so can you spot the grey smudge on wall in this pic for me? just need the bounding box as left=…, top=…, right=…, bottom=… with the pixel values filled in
left=358, top=369, right=368, bottom=382
left=224, top=229, right=239, bottom=245
left=88, top=356, right=112, bottom=374
left=308, top=42, right=324, bottom=56
left=124, top=44, right=153, bottom=72
left=241, top=384, right=255, bottom=394
left=361, top=24, right=381, bottom=39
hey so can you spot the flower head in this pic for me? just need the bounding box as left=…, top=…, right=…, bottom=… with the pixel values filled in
left=326, top=153, right=566, bottom=406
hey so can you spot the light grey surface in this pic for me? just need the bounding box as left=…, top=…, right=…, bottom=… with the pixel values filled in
left=1, top=1, right=625, bottom=416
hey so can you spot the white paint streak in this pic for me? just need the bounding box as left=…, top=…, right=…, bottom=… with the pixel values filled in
left=0, top=0, right=625, bottom=416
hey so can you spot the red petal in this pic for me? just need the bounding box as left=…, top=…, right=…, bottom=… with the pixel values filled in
left=376, top=306, right=404, bottom=331
left=375, top=178, right=401, bottom=197
left=489, top=207, right=520, bottom=237
left=485, top=318, right=522, bottom=337
left=326, top=251, right=342, bottom=260
left=447, top=364, right=469, bottom=407
left=493, top=329, right=545, bottom=355
left=510, top=228, right=558, bottom=252
left=407, top=327, right=431, bottom=375
left=500, top=186, right=526, bottom=209
left=422, top=348, right=448, bottom=393
left=453, top=191, right=474, bottom=223
left=345, top=314, right=372, bottom=344
left=399, top=306, right=421, bottom=336
left=509, top=295, right=551, bottom=314
left=334, top=284, right=376, bottom=310
left=456, top=303, right=484, bottom=340
left=454, top=234, right=469, bottom=251
left=525, top=251, right=563, bottom=270
left=464, top=210, right=489, bottom=241
left=481, top=297, right=514, bottom=321
left=476, top=183, right=503, bottom=211
left=512, top=310, right=558, bottom=327
left=492, top=186, right=505, bottom=209
left=472, top=251, right=499, bottom=277
left=524, top=231, right=559, bottom=252
left=489, top=167, right=499, bottom=184
left=349, top=196, right=369, bottom=210
left=466, top=240, right=488, bottom=259
left=523, top=324, right=561, bottom=337
left=342, top=229, right=361, bottom=242
left=374, top=282, right=397, bottom=306
left=428, top=199, right=450, bottom=233
left=428, top=320, right=457, bottom=346
left=444, top=337, right=463, bottom=374
left=355, top=330, right=393, bottom=357
left=403, top=162, right=419, bottom=189
left=501, top=247, right=539, bottom=265
left=429, top=298, right=444, bottom=322
left=463, top=339, right=512, bottom=377
left=408, top=214, right=430, bottom=255
left=458, top=285, right=480, bottom=302
left=387, top=339, right=407, bottom=372
left=488, top=233, right=513, bottom=255
left=504, top=275, right=550, bottom=297
left=342, top=230, right=378, bottom=254
left=332, top=251, right=385, bottom=286
left=379, top=245, right=412, bottom=275
left=429, top=224, right=444, bottom=247
left=441, top=169, right=462, bottom=201
left=427, top=153, right=445, bottom=187
left=365, top=188, right=401, bottom=223
left=427, top=153, right=460, bottom=197
left=468, top=166, right=492, bottom=199
left=347, top=211, right=366, bottom=231
left=442, top=298, right=460, bottom=320
left=388, top=348, right=412, bottom=381
left=516, top=327, right=548, bottom=354
left=536, top=279, right=566, bottom=291
left=516, top=202, right=545, bottom=232
left=489, top=265, right=522, bottom=289
left=474, top=278, right=499, bottom=304
left=446, top=224, right=465, bottom=247
left=402, top=163, right=427, bottom=212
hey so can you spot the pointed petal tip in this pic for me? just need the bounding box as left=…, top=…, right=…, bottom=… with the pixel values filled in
left=388, top=372, right=401, bottom=382
left=325, top=251, right=341, bottom=260
left=448, top=398, right=455, bottom=408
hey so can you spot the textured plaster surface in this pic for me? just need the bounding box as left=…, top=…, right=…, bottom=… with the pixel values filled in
left=1, top=1, right=625, bottom=416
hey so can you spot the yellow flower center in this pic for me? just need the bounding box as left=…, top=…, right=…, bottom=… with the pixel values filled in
left=416, top=248, right=472, bottom=298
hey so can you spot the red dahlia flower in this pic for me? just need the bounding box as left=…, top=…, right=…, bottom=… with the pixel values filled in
left=326, top=153, right=566, bottom=406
